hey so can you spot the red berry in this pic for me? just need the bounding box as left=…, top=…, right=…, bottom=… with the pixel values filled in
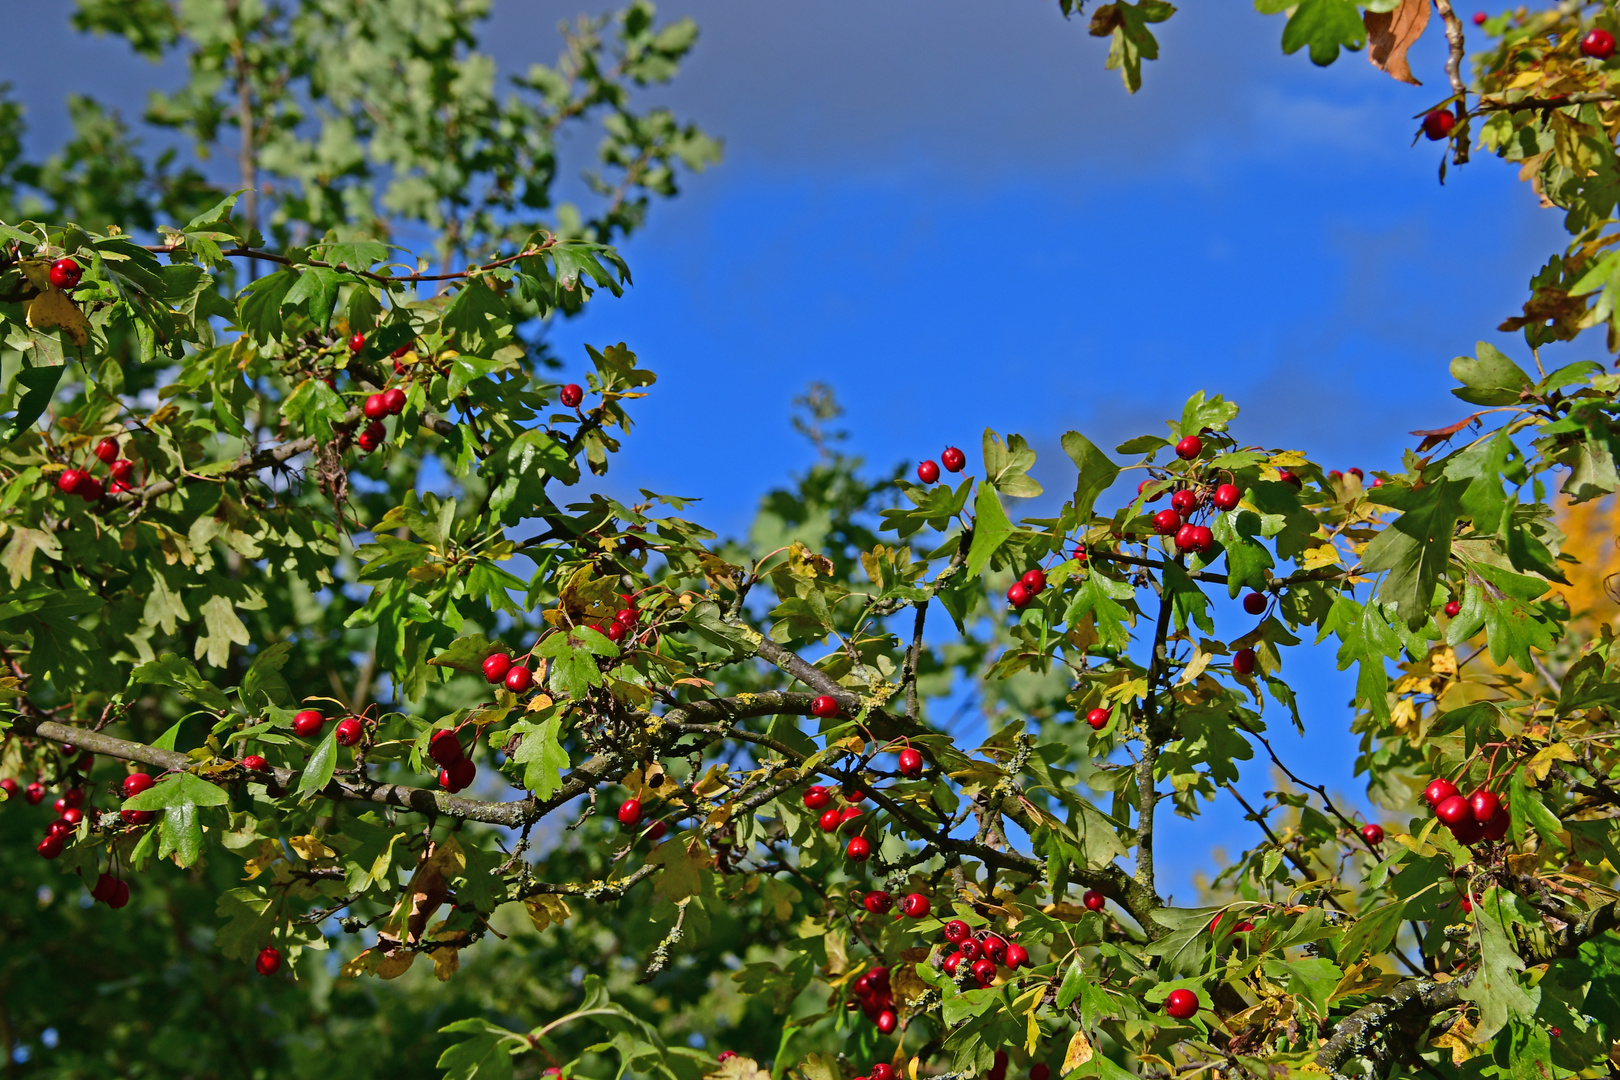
left=505, top=665, right=534, bottom=693
left=1030, top=1066, right=1050, bottom=1080
left=1582, top=27, right=1616, bottom=59
left=1020, top=568, right=1047, bottom=594
left=618, top=798, right=643, bottom=827
left=1174, top=523, right=1198, bottom=550
left=644, top=819, right=668, bottom=841
left=107, top=879, right=131, bottom=908
left=242, top=755, right=269, bottom=772
left=811, top=694, right=839, bottom=718
left=957, top=939, right=981, bottom=962
left=348, top=332, right=366, bottom=353
left=1435, top=795, right=1470, bottom=825
left=76, top=475, right=104, bottom=502
left=57, top=468, right=86, bottom=495
left=1186, top=525, right=1214, bottom=553
left=970, top=958, right=997, bottom=987
left=1164, top=988, right=1199, bottom=1019
left=1278, top=470, right=1302, bottom=488
left=382, top=387, right=406, bottom=416
left=1232, top=920, right=1254, bottom=933
left=898, top=748, right=924, bottom=778
left=1139, top=478, right=1165, bottom=503
left=1444, top=600, right=1461, bottom=617
left=1424, top=778, right=1459, bottom=807
left=864, top=891, right=894, bottom=914
left=121, top=809, right=154, bottom=825
left=428, top=731, right=466, bottom=768
left=1468, top=790, right=1501, bottom=823
left=110, top=458, right=135, bottom=482
left=606, top=621, right=627, bottom=643
left=442, top=757, right=476, bottom=793
left=91, top=873, right=119, bottom=903
left=941, top=446, right=966, bottom=472
left=1481, top=808, right=1509, bottom=841
left=717, top=1052, right=738, bottom=1063
left=24, top=782, right=45, bottom=805
left=391, top=343, right=412, bottom=358
left=1360, top=823, right=1385, bottom=846
left=943, top=919, right=971, bottom=944
left=1472, top=10, right=1485, bottom=24
left=1005, top=943, right=1029, bottom=969
left=1153, top=508, right=1182, bottom=535
left=255, top=946, right=282, bottom=975
left=1083, top=889, right=1105, bottom=911
left=123, top=772, right=154, bottom=798
left=1072, top=543, right=1088, bottom=563
left=871, top=1065, right=894, bottom=1080
left=1243, top=592, right=1267, bottom=615
left=364, top=393, right=388, bottom=420
left=1007, top=582, right=1032, bottom=608
left=292, top=709, right=324, bottom=737
left=917, top=460, right=940, bottom=484
left=357, top=427, right=382, bottom=454
left=615, top=608, right=638, bottom=627
left=481, top=653, right=512, bottom=683
left=94, top=438, right=119, bottom=463
left=818, top=808, right=843, bottom=832
left=335, top=718, right=363, bottom=747
left=846, top=835, right=872, bottom=861
left=875, top=1009, right=897, bottom=1034
left=59, top=807, right=83, bottom=826
left=1170, top=489, right=1197, bottom=514
left=0, top=778, right=17, bottom=799
left=804, top=785, right=831, bottom=809
left=38, top=833, right=65, bottom=859
left=1422, top=110, right=1456, bottom=140
left=981, top=935, right=1008, bottom=963
left=1085, top=707, right=1110, bottom=730
left=1451, top=813, right=1484, bottom=845
left=49, top=257, right=83, bottom=289
left=560, top=383, right=584, bottom=408
left=1233, top=649, right=1256, bottom=676
left=900, top=893, right=930, bottom=918
left=1175, top=435, right=1203, bottom=460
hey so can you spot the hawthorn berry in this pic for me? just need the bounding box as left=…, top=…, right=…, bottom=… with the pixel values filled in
left=1360, top=823, right=1385, bottom=845
left=644, top=820, right=668, bottom=841
left=77, top=475, right=104, bottom=501
left=110, top=458, right=135, bottom=482
left=1423, top=110, right=1456, bottom=140
left=1233, top=648, right=1256, bottom=676
left=91, top=873, right=119, bottom=903
left=875, top=1010, right=897, bottom=1034
left=1170, top=489, right=1197, bottom=514
left=970, top=958, right=997, bottom=987
left=1164, top=988, right=1199, bottom=1019
left=871, top=1065, right=895, bottom=1080
left=1468, top=789, right=1501, bottom=823
left=122, top=772, right=154, bottom=799
left=1030, top=1066, right=1050, bottom=1080
left=1083, top=889, right=1105, bottom=911
left=49, top=257, right=83, bottom=289
left=95, top=438, right=119, bottom=463
left=1138, top=479, right=1165, bottom=503
left=1472, top=10, right=1485, bottom=24
left=57, top=468, right=87, bottom=495
left=1435, top=795, right=1470, bottom=825
left=846, top=835, right=872, bottom=861
left=943, top=919, right=971, bottom=944
left=1183, top=525, right=1213, bottom=554
left=24, top=782, right=45, bottom=805
left=1175, top=434, right=1203, bottom=460
left=59, top=807, right=83, bottom=827
left=348, top=332, right=366, bottom=353
left=1072, top=542, right=1088, bottom=563
left=1152, top=508, right=1181, bottom=535
left=957, top=939, right=981, bottom=962
left=1444, top=600, right=1461, bottom=617
left=121, top=808, right=154, bottom=825
left=943, top=951, right=965, bottom=976
left=1085, top=707, right=1110, bottom=730
left=1480, top=809, right=1509, bottom=841
left=292, top=709, right=325, bottom=737
left=803, top=785, right=831, bottom=809
left=1007, top=582, right=1032, bottom=608
left=606, top=621, right=627, bottom=643
left=357, top=424, right=383, bottom=453
left=1004, top=943, right=1029, bottom=969
left=615, top=608, right=638, bottom=627
left=65, top=788, right=86, bottom=808
left=364, top=393, right=389, bottom=420
left=1424, top=778, right=1459, bottom=807
left=560, top=383, right=584, bottom=408
left=1582, top=27, right=1616, bottom=59
left=505, top=665, right=534, bottom=693
left=242, top=754, right=269, bottom=773
left=917, top=460, right=940, bottom=484
left=1232, top=919, right=1254, bottom=933
left=1278, top=469, right=1302, bottom=488
left=481, top=652, right=512, bottom=683
left=441, top=757, right=476, bottom=793
left=382, top=387, right=406, bottom=415
left=810, top=694, right=839, bottom=718
left=1174, top=522, right=1198, bottom=550
left=819, top=808, right=843, bottom=832
left=38, top=833, right=65, bottom=859
left=1242, top=592, right=1267, bottom=615
left=0, top=778, right=17, bottom=799
left=941, top=446, right=966, bottom=472
left=335, top=718, right=363, bottom=746
left=1020, top=568, right=1047, bottom=594
left=981, top=935, right=1008, bottom=963
left=840, top=806, right=864, bottom=830
left=863, top=891, right=894, bottom=914
left=256, top=946, right=282, bottom=975
left=900, top=893, right=930, bottom=918
left=897, top=747, right=924, bottom=778
left=618, top=798, right=643, bottom=827
left=391, top=343, right=413, bottom=358
left=109, top=479, right=133, bottom=495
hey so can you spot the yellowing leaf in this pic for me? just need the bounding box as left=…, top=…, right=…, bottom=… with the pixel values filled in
left=341, top=945, right=417, bottom=979
left=1430, top=1014, right=1476, bottom=1064
left=289, top=834, right=336, bottom=861
left=523, top=894, right=573, bottom=932
left=25, top=289, right=90, bottom=347
left=1062, top=1030, right=1095, bottom=1071
left=1526, top=742, right=1576, bottom=783
left=1301, top=544, right=1342, bottom=571
left=891, top=962, right=928, bottom=1005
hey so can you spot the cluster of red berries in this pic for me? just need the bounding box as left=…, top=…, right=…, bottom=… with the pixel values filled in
left=849, top=966, right=899, bottom=1032
left=1425, top=777, right=1508, bottom=845
left=859, top=889, right=932, bottom=918
left=915, top=446, right=967, bottom=484
left=429, top=729, right=477, bottom=794
left=1135, top=439, right=1237, bottom=556
left=88, top=871, right=131, bottom=908
left=121, top=771, right=155, bottom=826
left=57, top=436, right=140, bottom=502
left=1007, top=567, right=1046, bottom=610
left=481, top=651, right=536, bottom=693
left=33, top=783, right=88, bottom=860
left=939, top=919, right=1030, bottom=988
left=615, top=798, right=669, bottom=841
left=805, top=784, right=870, bottom=854
left=357, top=387, right=405, bottom=453
left=48, top=257, right=83, bottom=290
left=590, top=600, right=644, bottom=645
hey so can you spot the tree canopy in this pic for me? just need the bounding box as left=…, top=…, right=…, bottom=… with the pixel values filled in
left=4, top=3, right=1620, bottom=1080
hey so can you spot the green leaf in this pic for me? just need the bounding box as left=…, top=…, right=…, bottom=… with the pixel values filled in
left=436, top=1035, right=516, bottom=1080
left=1, top=365, right=67, bottom=443
left=535, top=627, right=618, bottom=699
left=130, top=653, right=230, bottom=712
left=1336, top=899, right=1406, bottom=963
left=512, top=716, right=569, bottom=799
left=1459, top=887, right=1540, bottom=1040
left=982, top=428, right=1043, bottom=498
left=122, top=772, right=231, bottom=811
left=1055, top=956, right=1086, bottom=1009
left=295, top=730, right=339, bottom=800
left=215, top=887, right=277, bottom=961
left=240, top=642, right=293, bottom=713
left=197, top=594, right=251, bottom=668
left=1278, top=0, right=1367, bottom=66
left=1089, top=1, right=1177, bottom=92
left=1060, top=431, right=1120, bottom=517
left=1361, top=477, right=1464, bottom=627
left=1178, top=390, right=1239, bottom=436
left=1451, top=342, right=1533, bottom=406
left=966, top=483, right=1015, bottom=578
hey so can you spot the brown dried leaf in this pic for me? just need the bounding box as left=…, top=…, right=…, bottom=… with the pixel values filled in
left=1365, top=0, right=1430, bottom=85
left=1410, top=414, right=1482, bottom=452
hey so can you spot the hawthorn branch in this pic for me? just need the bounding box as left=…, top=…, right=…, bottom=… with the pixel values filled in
left=1432, top=0, right=1471, bottom=165
left=142, top=241, right=558, bottom=285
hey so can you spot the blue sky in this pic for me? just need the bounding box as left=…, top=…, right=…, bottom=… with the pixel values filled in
left=11, top=1, right=1577, bottom=900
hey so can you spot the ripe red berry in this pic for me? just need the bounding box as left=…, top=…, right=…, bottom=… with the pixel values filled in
left=1072, top=543, right=1088, bottom=563
left=957, top=939, right=981, bottom=962
left=1480, top=809, right=1509, bottom=841
left=618, top=798, right=643, bottom=827
left=1175, top=435, right=1203, bottom=460
left=898, top=747, right=924, bottom=778
left=242, top=754, right=269, bottom=772
left=943, top=919, right=971, bottom=944
left=24, top=782, right=45, bottom=805
left=121, top=809, right=154, bottom=825
left=615, top=608, right=638, bottom=627
left=505, top=665, right=534, bottom=693
left=1240, top=593, right=1267, bottom=616
left=391, top=343, right=413, bottom=359
left=970, top=958, right=997, bottom=987
left=110, top=458, right=135, bottom=483
left=1020, top=568, right=1047, bottom=594
left=1085, top=707, right=1110, bottom=730
left=560, top=383, right=584, bottom=408
left=57, top=468, right=86, bottom=495
left=819, top=808, right=843, bottom=832
left=863, top=890, right=894, bottom=914
left=441, top=757, right=476, bottom=793
left=900, top=893, right=930, bottom=918
left=606, top=621, right=627, bottom=643
left=1233, top=648, right=1256, bottom=676
left=480, top=653, right=512, bottom=684
left=364, top=393, right=388, bottom=420
left=846, top=835, right=872, bottom=861
left=875, top=1009, right=897, bottom=1034
left=1278, top=469, right=1302, bottom=488
left=871, top=1065, right=894, bottom=1080
left=1422, top=109, right=1456, bottom=140
left=348, top=332, right=366, bottom=353
left=1187, top=525, right=1214, bottom=553
left=1174, top=522, right=1198, bottom=550
left=811, top=695, right=839, bottom=718
left=425, top=733, right=464, bottom=771
left=59, top=807, right=83, bottom=827
left=1582, top=27, right=1616, bottom=59
left=1232, top=919, right=1254, bottom=933
left=1164, top=988, right=1199, bottom=1019
left=1139, top=478, right=1165, bottom=503
left=1444, top=600, right=1461, bottom=617
left=1424, top=778, right=1459, bottom=807
left=1007, top=582, right=1032, bottom=608
left=38, top=833, right=65, bottom=859
left=91, top=873, right=119, bottom=903
left=917, top=460, right=940, bottom=484
left=1435, top=795, right=1470, bottom=825
left=1083, top=889, right=1105, bottom=911
left=49, top=257, right=83, bottom=289
left=122, top=772, right=155, bottom=799
left=1472, top=10, right=1485, bottom=24
left=382, top=387, right=406, bottom=415
left=1004, top=943, right=1029, bottom=969
left=1170, top=489, right=1197, bottom=514
left=804, top=785, right=831, bottom=809
left=95, top=438, right=119, bottom=463
left=1152, top=508, right=1181, bottom=535
left=357, top=426, right=382, bottom=454
left=644, top=819, right=668, bottom=841
left=1360, top=823, right=1385, bottom=846
left=1468, top=790, right=1501, bottom=823
left=77, top=475, right=104, bottom=502
left=1030, top=1066, right=1050, bottom=1080
left=292, top=709, right=324, bottom=737
left=255, top=946, right=282, bottom=975
left=717, top=1052, right=738, bottom=1064
left=1451, top=813, right=1484, bottom=845
left=981, top=935, right=1008, bottom=963
left=940, top=446, right=966, bottom=473
left=335, top=718, right=363, bottom=747
left=0, top=778, right=17, bottom=800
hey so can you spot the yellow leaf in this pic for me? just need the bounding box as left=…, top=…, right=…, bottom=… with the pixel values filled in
left=1527, top=742, right=1576, bottom=784
left=406, top=563, right=447, bottom=582
left=1430, top=1014, right=1476, bottom=1064
left=1025, top=996, right=1041, bottom=1054
left=1268, top=450, right=1309, bottom=467
left=341, top=946, right=417, bottom=979
left=25, top=289, right=90, bottom=347
left=289, top=834, right=336, bottom=861
left=241, top=840, right=284, bottom=880
left=1062, top=1030, right=1094, bottom=1072
left=1429, top=645, right=1458, bottom=677
left=1301, top=544, right=1341, bottom=571
left=524, top=894, right=573, bottom=931
left=430, top=946, right=460, bottom=981
left=891, top=962, right=928, bottom=1005
left=691, top=765, right=729, bottom=798
left=524, top=692, right=555, bottom=713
